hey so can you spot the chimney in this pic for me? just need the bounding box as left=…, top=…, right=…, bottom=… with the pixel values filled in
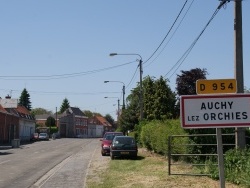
left=5, top=95, right=11, bottom=99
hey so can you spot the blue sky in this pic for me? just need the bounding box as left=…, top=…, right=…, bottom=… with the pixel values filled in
left=0, top=1, right=249, bottom=120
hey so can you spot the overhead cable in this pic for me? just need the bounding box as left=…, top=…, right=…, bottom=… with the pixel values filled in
left=0, top=61, right=136, bottom=80
left=144, top=0, right=195, bottom=68
left=143, top=0, right=189, bottom=65
left=164, top=1, right=230, bottom=79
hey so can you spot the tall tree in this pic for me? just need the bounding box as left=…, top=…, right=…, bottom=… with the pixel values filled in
left=119, top=75, right=176, bottom=132
left=143, top=76, right=155, bottom=120
left=152, top=76, right=176, bottom=120
left=59, top=98, right=70, bottom=113
left=105, top=114, right=115, bottom=128
left=176, top=68, right=207, bottom=96
left=18, top=88, right=32, bottom=110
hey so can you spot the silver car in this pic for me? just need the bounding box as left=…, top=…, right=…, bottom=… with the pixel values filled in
left=39, top=133, right=49, bottom=140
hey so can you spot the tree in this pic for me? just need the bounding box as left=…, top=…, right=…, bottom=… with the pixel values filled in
left=176, top=68, right=207, bottom=96
left=118, top=75, right=176, bottom=132
left=83, top=110, right=94, bottom=118
left=105, top=114, right=115, bottom=129
left=59, top=98, right=70, bottom=113
left=45, top=116, right=55, bottom=127
left=175, top=68, right=207, bottom=119
left=118, top=108, right=138, bottom=133
left=18, top=88, right=32, bottom=111
left=143, top=76, right=155, bottom=120
left=152, top=76, right=176, bottom=120
left=45, top=116, right=56, bottom=135
left=142, top=76, right=176, bottom=120
left=31, top=108, right=52, bottom=116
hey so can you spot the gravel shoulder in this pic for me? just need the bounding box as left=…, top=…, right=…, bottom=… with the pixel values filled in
left=86, top=145, right=110, bottom=185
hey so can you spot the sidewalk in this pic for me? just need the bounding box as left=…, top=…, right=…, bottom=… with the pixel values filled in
left=0, top=145, right=12, bottom=150
left=31, top=139, right=106, bottom=188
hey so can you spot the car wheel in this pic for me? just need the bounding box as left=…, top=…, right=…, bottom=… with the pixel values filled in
left=101, top=151, right=105, bottom=156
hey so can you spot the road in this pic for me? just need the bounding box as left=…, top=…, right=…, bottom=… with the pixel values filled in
left=0, top=138, right=100, bottom=188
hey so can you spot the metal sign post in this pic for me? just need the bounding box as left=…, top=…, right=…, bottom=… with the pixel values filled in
left=216, top=128, right=225, bottom=188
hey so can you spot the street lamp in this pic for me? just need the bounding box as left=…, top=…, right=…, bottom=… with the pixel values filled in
left=109, top=53, right=143, bottom=120
left=104, top=96, right=120, bottom=119
left=104, top=80, right=125, bottom=109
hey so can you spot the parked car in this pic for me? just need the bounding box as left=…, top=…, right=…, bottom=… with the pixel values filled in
left=30, top=133, right=39, bottom=141
left=100, top=132, right=123, bottom=156
left=39, top=133, right=49, bottom=141
left=110, top=136, right=138, bottom=160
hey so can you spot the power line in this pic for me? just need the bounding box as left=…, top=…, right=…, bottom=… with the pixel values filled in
left=0, top=61, right=136, bottom=80
left=125, top=66, right=139, bottom=92
left=143, top=0, right=189, bottom=65
left=164, top=1, right=230, bottom=79
left=0, top=88, right=120, bottom=96
left=144, top=0, right=195, bottom=68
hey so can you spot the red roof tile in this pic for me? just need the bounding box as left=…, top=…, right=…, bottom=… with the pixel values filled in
left=16, top=106, right=31, bottom=115
left=95, top=115, right=112, bottom=127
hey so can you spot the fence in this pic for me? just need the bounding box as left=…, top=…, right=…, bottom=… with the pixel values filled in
left=168, top=134, right=235, bottom=176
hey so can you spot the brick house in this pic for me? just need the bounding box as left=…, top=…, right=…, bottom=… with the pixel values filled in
left=0, top=105, right=19, bottom=145
left=59, top=107, right=88, bottom=138
left=0, top=98, right=36, bottom=142
left=88, top=115, right=112, bottom=138
left=5, top=106, right=36, bottom=142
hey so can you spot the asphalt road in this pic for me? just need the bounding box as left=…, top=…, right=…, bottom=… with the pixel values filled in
left=0, top=138, right=100, bottom=188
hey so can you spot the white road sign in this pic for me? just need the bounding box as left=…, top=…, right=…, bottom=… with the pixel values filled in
left=180, top=94, right=250, bottom=128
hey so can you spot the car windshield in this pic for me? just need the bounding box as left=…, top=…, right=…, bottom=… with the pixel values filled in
left=114, top=137, right=135, bottom=145
left=104, top=133, right=123, bottom=140
left=40, top=133, right=46, bottom=136
left=105, top=135, right=114, bottom=140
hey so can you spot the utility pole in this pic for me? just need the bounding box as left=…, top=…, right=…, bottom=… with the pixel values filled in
left=109, top=53, right=143, bottom=120
left=234, top=0, right=245, bottom=148
left=122, top=85, right=125, bottom=110
left=117, top=99, right=120, bottom=119
left=139, top=59, right=143, bottom=120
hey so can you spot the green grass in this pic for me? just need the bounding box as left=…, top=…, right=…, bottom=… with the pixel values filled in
left=87, top=152, right=168, bottom=188
left=87, top=149, right=241, bottom=188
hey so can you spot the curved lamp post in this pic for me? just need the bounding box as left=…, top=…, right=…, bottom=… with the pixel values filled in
left=104, top=80, right=125, bottom=109
left=109, top=53, right=143, bottom=120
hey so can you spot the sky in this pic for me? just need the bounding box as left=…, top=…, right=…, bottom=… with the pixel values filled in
left=0, top=0, right=249, bottom=120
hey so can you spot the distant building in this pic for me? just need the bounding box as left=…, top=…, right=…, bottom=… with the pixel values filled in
left=59, top=107, right=88, bottom=138
left=0, top=104, right=19, bottom=144
left=0, top=97, right=35, bottom=143
left=35, top=114, right=62, bottom=127
left=88, top=115, right=112, bottom=138
left=5, top=105, right=36, bottom=142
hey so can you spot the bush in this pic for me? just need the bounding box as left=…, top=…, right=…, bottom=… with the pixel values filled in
left=224, top=148, right=250, bottom=186
left=139, top=119, right=188, bottom=156
left=204, top=148, right=250, bottom=186
left=49, top=126, right=58, bottom=134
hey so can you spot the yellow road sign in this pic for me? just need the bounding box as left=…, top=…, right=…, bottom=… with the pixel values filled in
left=196, top=79, right=237, bottom=94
